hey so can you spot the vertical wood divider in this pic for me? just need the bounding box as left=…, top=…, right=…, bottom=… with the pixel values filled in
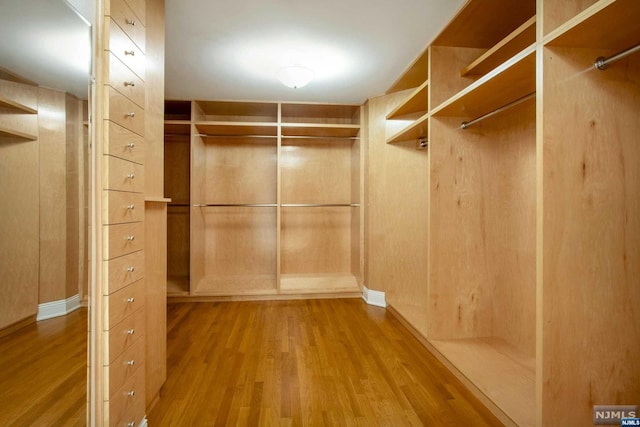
left=276, top=103, right=282, bottom=291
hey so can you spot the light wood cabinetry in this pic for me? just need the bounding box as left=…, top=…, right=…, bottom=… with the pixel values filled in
left=372, top=0, right=640, bottom=426
left=165, top=100, right=363, bottom=299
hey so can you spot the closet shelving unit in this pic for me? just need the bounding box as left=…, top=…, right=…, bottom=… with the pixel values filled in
left=0, top=81, right=38, bottom=141
left=385, top=49, right=429, bottom=144
left=164, top=100, right=362, bottom=298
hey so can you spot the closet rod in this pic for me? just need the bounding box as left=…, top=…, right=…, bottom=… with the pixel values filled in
left=281, top=203, right=361, bottom=207
left=193, top=203, right=278, bottom=207
left=461, top=92, right=536, bottom=129
left=196, top=134, right=277, bottom=139
left=594, top=43, right=640, bottom=70
left=280, top=135, right=360, bottom=140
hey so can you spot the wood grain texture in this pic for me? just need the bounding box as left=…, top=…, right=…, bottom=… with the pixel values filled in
left=542, top=0, right=598, bottom=36
left=105, top=18, right=145, bottom=81
left=0, top=308, right=86, bottom=426
left=540, top=46, right=640, bottom=426
left=108, top=0, right=147, bottom=53
left=106, top=52, right=145, bottom=109
left=429, top=46, right=484, bottom=110
left=104, top=121, right=145, bottom=164
left=106, top=86, right=145, bottom=136
left=386, top=47, right=429, bottom=93
left=0, top=79, right=38, bottom=140
left=148, top=299, right=502, bottom=426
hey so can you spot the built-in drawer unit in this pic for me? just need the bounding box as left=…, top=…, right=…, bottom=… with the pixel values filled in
left=104, top=249, right=145, bottom=297
left=103, top=222, right=145, bottom=260
left=106, top=18, right=145, bottom=80
left=107, top=336, right=145, bottom=398
left=105, top=278, right=145, bottom=328
left=106, top=306, right=146, bottom=363
left=107, top=87, right=145, bottom=136
left=104, top=155, right=145, bottom=193
left=105, top=190, right=145, bottom=224
left=104, top=121, right=145, bottom=164
left=107, top=366, right=146, bottom=427
left=108, top=0, right=146, bottom=53
left=107, top=52, right=145, bottom=108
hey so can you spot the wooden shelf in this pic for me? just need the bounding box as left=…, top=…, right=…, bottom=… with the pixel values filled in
left=280, top=123, right=360, bottom=138
left=386, top=112, right=428, bottom=144
left=431, top=337, right=535, bottom=427
left=462, top=16, right=536, bottom=76
left=164, top=120, right=190, bottom=135
left=167, top=276, right=190, bottom=296
left=281, top=103, right=360, bottom=125
left=193, top=275, right=278, bottom=295
left=194, top=100, right=278, bottom=123
left=194, top=122, right=278, bottom=137
left=431, top=46, right=536, bottom=119
left=0, top=96, right=37, bottom=114
left=279, top=274, right=360, bottom=294
left=386, top=48, right=429, bottom=93
left=386, top=80, right=429, bottom=120
left=544, top=0, right=640, bottom=49
left=0, top=125, right=37, bottom=141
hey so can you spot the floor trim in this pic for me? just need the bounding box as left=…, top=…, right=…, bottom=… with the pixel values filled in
left=361, top=285, right=387, bottom=307
left=37, top=294, right=81, bottom=321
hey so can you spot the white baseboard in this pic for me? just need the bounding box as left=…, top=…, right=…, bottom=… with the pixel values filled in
left=37, top=294, right=81, bottom=321
left=362, top=286, right=387, bottom=308
left=139, top=417, right=148, bottom=427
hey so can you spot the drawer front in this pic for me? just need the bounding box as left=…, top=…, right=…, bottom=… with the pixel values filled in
left=109, top=0, right=145, bottom=52
left=106, top=278, right=145, bottom=328
left=106, top=306, right=146, bottom=363
left=105, top=190, right=145, bottom=224
left=107, top=53, right=145, bottom=108
left=124, top=0, right=146, bottom=26
left=104, top=250, right=144, bottom=294
left=104, top=121, right=144, bottom=164
left=104, top=221, right=145, bottom=260
left=107, top=87, right=145, bottom=136
left=107, top=18, right=145, bottom=80
left=104, top=156, right=144, bottom=193
left=108, top=336, right=145, bottom=398
left=107, top=366, right=145, bottom=427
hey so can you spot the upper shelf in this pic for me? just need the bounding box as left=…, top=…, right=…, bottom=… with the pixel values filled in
left=281, top=103, right=360, bottom=126
left=544, top=0, right=640, bottom=50
left=0, top=125, right=37, bottom=141
left=281, top=123, right=360, bottom=138
left=386, top=48, right=429, bottom=94
left=0, top=96, right=37, bottom=114
left=431, top=46, right=536, bottom=119
left=164, top=120, right=190, bottom=135
left=462, top=16, right=536, bottom=76
left=193, top=100, right=278, bottom=123
left=194, top=122, right=278, bottom=137
left=386, top=80, right=429, bottom=120
left=386, top=112, right=428, bottom=144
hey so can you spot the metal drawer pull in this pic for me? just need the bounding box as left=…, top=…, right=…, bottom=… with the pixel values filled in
left=127, top=235, right=135, bottom=241
left=127, top=359, right=135, bottom=366
left=126, top=19, right=136, bottom=26
left=127, top=328, right=135, bottom=335
left=127, top=172, right=135, bottom=179
left=127, top=266, right=135, bottom=272
left=127, top=297, right=135, bottom=303
left=127, top=422, right=136, bottom=427
left=124, top=50, right=135, bottom=56
left=126, top=112, right=135, bottom=118
left=127, top=390, right=135, bottom=397
left=127, top=204, right=135, bottom=210
left=124, top=81, right=135, bottom=87
left=127, top=142, right=135, bottom=149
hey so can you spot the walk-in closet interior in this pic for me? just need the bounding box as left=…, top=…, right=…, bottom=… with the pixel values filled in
left=0, top=0, right=638, bottom=425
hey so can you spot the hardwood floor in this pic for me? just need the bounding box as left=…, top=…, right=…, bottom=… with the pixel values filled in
left=0, top=308, right=87, bottom=427
left=149, top=299, right=502, bottom=426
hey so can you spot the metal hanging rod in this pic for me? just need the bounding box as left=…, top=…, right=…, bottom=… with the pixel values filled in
left=281, top=203, right=360, bottom=207
left=461, top=92, right=536, bottom=130
left=193, top=203, right=277, bottom=207
left=594, top=43, right=640, bottom=70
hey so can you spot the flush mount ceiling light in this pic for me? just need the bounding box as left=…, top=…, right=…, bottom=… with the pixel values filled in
left=277, top=65, right=314, bottom=88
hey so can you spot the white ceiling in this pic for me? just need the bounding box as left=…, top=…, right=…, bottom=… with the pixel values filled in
left=165, top=0, right=465, bottom=104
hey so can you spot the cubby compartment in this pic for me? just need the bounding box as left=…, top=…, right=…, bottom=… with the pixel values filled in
left=0, top=79, right=38, bottom=141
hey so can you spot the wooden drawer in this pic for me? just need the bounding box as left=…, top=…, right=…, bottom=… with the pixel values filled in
left=107, top=336, right=145, bottom=398
left=104, top=156, right=144, bottom=193
left=124, top=0, right=146, bottom=27
left=107, top=366, right=145, bottom=427
left=104, top=121, right=144, bottom=165
left=104, top=250, right=144, bottom=295
left=107, top=18, right=145, bottom=80
left=107, top=87, right=145, bottom=136
left=106, top=306, right=145, bottom=363
left=108, top=0, right=145, bottom=52
left=105, top=190, right=145, bottom=224
left=105, top=278, right=145, bottom=328
left=107, top=52, right=145, bottom=108
left=103, top=221, right=145, bottom=260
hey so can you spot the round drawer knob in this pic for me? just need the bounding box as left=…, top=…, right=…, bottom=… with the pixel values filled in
left=127, top=204, right=135, bottom=210
left=127, top=422, right=136, bottom=427
left=127, top=266, right=135, bottom=273
left=127, top=172, right=135, bottom=180
left=127, top=329, right=135, bottom=335
left=124, top=50, right=135, bottom=56
left=127, top=390, right=135, bottom=397
left=126, top=19, right=136, bottom=26
left=126, top=112, right=135, bottom=118
left=127, top=235, right=135, bottom=241
left=127, top=142, right=135, bottom=149
left=124, top=81, right=135, bottom=87
left=127, top=359, right=135, bottom=366
left=127, top=297, right=135, bottom=303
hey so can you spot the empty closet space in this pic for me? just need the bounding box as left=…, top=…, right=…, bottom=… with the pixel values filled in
left=164, top=100, right=362, bottom=298
left=540, top=0, right=640, bottom=424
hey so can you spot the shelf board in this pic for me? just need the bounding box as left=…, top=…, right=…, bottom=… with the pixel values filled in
left=164, top=120, right=190, bottom=135
left=194, top=121, right=278, bottom=137
left=545, top=0, right=640, bottom=49
left=0, top=125, right=37, bottom=141
left=281, top=123, right=360, bottom=138
left=386, top=48, right=429, bottom=93
left=462, top=16, right=536, bottom=76
left=167, top=276, right=190, bottom=296
left=386, top=80, right=429, bottom=120
left=431, top=46, right=536, bottom=119
left=0, top=96, right=37, bottom=114
left=279, top=273, right=360, bottom=294
left=431, top=337, right=535, bottom=427
left=386, top=112, right=429, bottom=144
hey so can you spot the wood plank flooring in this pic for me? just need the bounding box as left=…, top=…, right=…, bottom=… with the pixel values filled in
left=0, top=308, right=87, bottom=426
left=149, top=299, right=502, bottom=426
